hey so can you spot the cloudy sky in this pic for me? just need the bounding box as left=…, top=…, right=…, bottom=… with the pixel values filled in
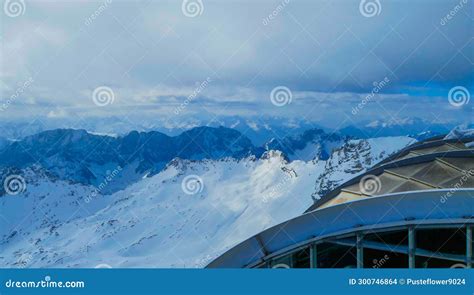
left=1, top=0, right=472, bottom=129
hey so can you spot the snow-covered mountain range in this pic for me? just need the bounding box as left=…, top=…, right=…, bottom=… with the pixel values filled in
left=0, top=116, right=320, bottom=146
left=339, top=117, right=458, bottom=139
left=1, top=116, right=461, bottom=144
left=0, top=125, right=415, bottom=268
left=265, top=128, right=344, bottom=162
left=0, top=127, right=263, bottom=193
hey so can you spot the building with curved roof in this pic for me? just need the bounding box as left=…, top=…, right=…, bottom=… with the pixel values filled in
left=208, top=135, right=474, bottom=268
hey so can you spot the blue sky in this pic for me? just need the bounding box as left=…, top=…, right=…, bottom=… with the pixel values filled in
left=0, top=0, right=472, bottom=128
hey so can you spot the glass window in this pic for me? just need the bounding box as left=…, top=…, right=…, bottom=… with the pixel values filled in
left=316, top=242, right=357, bottom=268
left=364, top=248, right=408, bottom=268
left=365, top=229, right=408, bottom=246
left=416, top=228, right=466, bottom=255
left=292, top=248, right=310, bottom=268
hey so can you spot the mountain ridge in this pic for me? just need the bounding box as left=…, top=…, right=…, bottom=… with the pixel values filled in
left=0, top=126, right=266, bottom=193
left=0, top=126, right=353, bottom=193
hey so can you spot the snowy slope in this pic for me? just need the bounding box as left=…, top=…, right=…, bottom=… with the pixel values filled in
left=0, top=167, right=109, bottom=267
left=0, top=136, right=414, bottom=268
left=0, top=154, right=322, bottom=268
